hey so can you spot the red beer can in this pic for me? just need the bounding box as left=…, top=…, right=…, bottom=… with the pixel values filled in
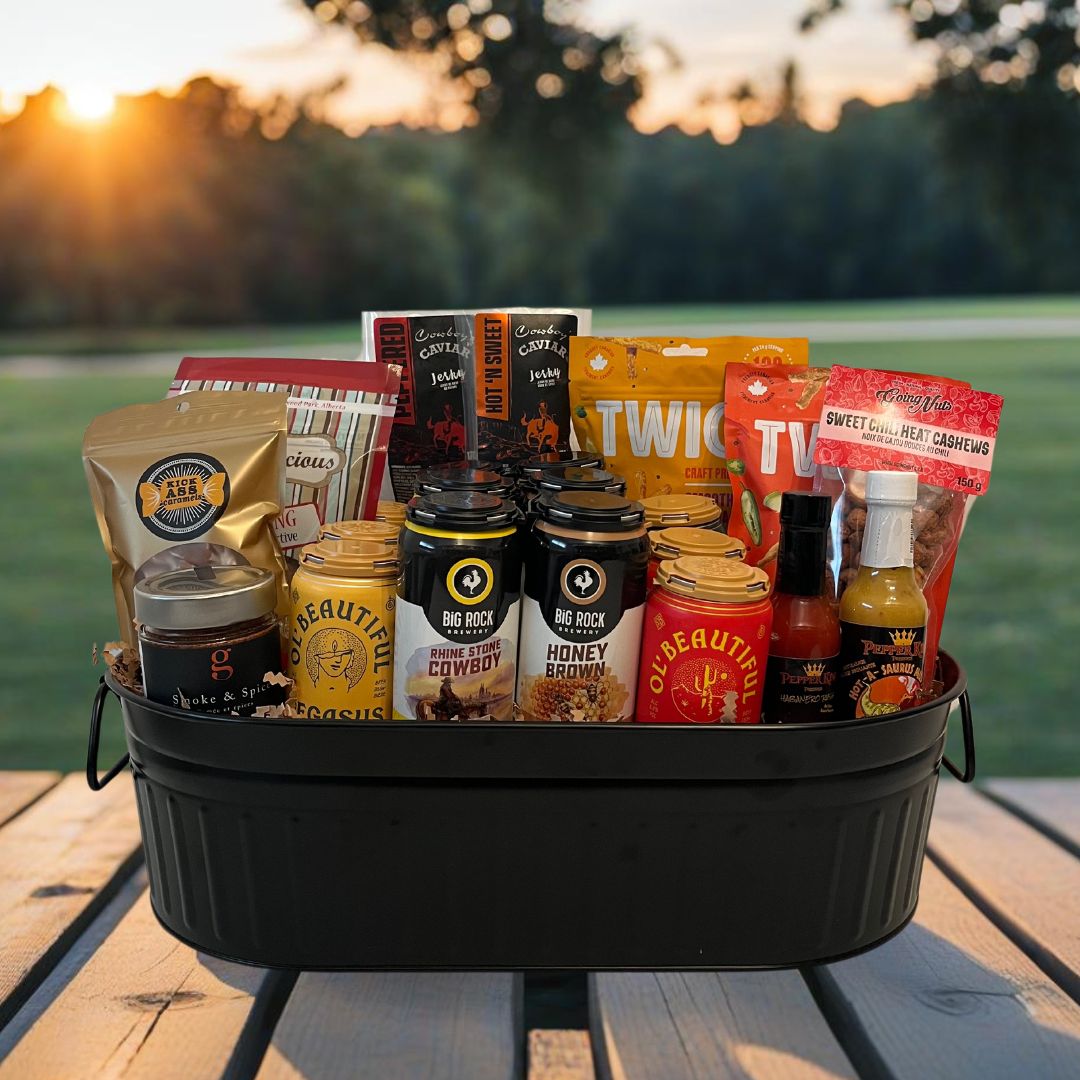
left=636, top=556, right=773, bottom=724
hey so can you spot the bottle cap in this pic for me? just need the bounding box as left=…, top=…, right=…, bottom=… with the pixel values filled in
left=779, top=492, right=833, bottom=528
left=865, top=470, right=918, bottom=506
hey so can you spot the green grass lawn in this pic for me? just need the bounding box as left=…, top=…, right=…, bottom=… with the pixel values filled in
left=0, top=327, right=1075, bottom=774
left=3, top=294, right=1080, bottom=358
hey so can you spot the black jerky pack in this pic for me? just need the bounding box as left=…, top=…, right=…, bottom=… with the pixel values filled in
left=475, top=311, right=578, bottom=468
left=373, top=314, right=470, bottom=501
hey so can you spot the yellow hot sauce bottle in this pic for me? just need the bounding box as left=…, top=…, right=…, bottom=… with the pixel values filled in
left=838, top=471, right=928, bottom=720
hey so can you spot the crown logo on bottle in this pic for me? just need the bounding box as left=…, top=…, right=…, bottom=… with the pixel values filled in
left=804, top=662, right=825, bottom=678
left=890, top=628, right=917, bottom=647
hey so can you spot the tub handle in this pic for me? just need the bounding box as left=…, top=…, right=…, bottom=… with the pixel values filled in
left=942, top=689, right=975, bottom=783
left=87, top=677, right=130, bottom=791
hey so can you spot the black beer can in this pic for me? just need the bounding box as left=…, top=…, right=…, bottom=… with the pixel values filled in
left=394, top=491, right=521, bottom=721
left=517, top=491, right=648, bottom=722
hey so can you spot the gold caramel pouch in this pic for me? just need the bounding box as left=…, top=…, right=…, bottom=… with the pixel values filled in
left=83, top=391, right=289, bottom=638
left=569, top=337, right=807, bottom=522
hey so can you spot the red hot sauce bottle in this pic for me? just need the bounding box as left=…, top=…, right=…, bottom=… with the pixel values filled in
left=763, top=493, right=840, bottom=722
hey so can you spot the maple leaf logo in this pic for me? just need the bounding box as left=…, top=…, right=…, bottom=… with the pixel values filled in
left=747, top=378, right=769, bottom=397
left=589, top=354, right=608, bottom=372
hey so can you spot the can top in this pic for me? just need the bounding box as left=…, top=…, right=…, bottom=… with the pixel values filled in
left=407, top=490, right=519, bottom=531
left=300, top=538, right=400, bottom=578
left=374, top=500, right=407, bottom=526
left=319, top=519, right=399, bottom=545
left=134, top=564, right=277, bottom=630
left=536, top=466, right=625, bottom=493
left=656, top=555, right=771, bottom=603
left=650, top=526, right=746, bottom=562
left=640, top=493, right=722, bottom=528
left=536, top=490, right=645, bottom=530
left=415, top=464, right=514, bottom=497
left=519, top=450, right=603, bottom=482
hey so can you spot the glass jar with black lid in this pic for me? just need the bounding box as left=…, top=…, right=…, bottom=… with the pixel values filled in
left=516, top=491, right=649, bottom=722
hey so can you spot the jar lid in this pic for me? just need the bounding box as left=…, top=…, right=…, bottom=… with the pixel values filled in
left=414, top=464, right=514, bottom=498
left=300, top=539, right=400, bottom=577
left=536, top=466, right=625, bottom=493
left=650, top=526, right=746, bottom=562
left=641, top=493, right=722, bottom=528
left=374, top=500, right=407, bottom=526
left=134, top=564, right=277, bottom=630
left=519, top=450, right=604, bottom=482
left=535, top=490, right=645, bottom=530
left=407, top=490, right=518, bottom=531
left=656, top=555, right=770, bottom=603
left=319, top=519, right=399, bottom=545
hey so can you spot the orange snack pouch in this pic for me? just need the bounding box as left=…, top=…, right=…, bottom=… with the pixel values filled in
left=723, top=364, right=828, bottom=578
left=569, top=337, right=807, bottom=522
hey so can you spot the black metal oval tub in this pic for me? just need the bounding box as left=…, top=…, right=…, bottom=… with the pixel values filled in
left=86, top=653, right=974, bottom=971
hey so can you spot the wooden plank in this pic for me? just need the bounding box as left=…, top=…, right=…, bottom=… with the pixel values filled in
left=928, top=781, right=1080, bottom=998
left=590, top=970, right=855, bottom=1080
left=0, top=773, right=60, bottom=828
left=813, top=859, right=1080, bottom=1079
left=0, top=890, right=268, bottom=1080
left=0, top=869, right=147, bottom=1060
left=984, top=779, right=1080, bottom=855
left=0, top=773, right=142, bottom=1026
left=528, top=1029, right=594, bottom=1080
left=256, top=972, right=522, bottom=1080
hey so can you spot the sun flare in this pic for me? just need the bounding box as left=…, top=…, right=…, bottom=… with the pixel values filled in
left=60, top=85, right=116, bottom=125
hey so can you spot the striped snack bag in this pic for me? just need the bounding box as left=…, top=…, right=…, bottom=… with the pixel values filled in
left=170, top=357, right=401, bottom=561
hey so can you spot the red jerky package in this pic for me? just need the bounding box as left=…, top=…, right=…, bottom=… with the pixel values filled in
left=170, top=357, right=401, bottom=554
left=813, top=365, right=1004, bottom=682
left=723, top=364, right=829, bottom=579
left=369, top=313, right=471, bottom=501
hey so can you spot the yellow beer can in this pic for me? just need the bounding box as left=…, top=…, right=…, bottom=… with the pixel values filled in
left=288, top=539, right=398, bottom=720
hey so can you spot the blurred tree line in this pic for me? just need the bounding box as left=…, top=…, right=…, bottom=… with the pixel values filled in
left=2, top=0, right=1079, bottom=327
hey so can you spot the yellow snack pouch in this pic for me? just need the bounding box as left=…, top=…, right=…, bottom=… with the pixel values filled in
left=569, top=337, right=807, bottom=521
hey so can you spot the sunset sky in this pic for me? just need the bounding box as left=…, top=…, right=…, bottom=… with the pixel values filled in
left=0, top=0, right=931, bottom=136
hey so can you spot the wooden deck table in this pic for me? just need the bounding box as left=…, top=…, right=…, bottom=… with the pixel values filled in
left=1, top=771, right=1078, bottom=1078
